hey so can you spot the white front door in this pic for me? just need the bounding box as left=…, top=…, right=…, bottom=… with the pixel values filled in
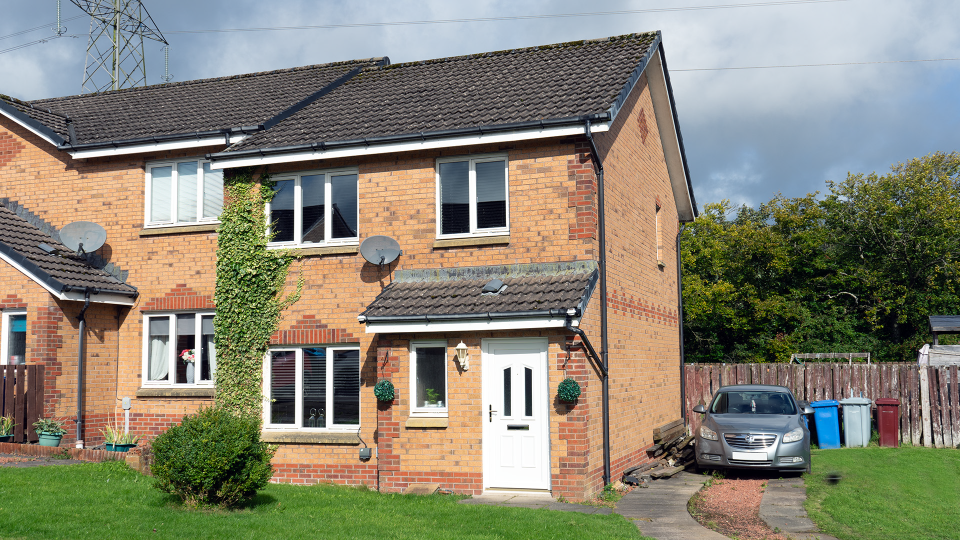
left=482, top=338, right=550, bottom=491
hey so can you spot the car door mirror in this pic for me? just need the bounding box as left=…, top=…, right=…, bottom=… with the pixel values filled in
left=802, top=406, right=814, bottom=415
left=693, top=404, right=706, bottom=414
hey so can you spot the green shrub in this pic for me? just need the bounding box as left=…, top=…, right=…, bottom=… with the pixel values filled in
left=151, top=407, right=276, bottom=508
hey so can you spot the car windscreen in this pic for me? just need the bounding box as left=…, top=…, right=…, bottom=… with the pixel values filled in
left=709, top=391, right=797, bottom=415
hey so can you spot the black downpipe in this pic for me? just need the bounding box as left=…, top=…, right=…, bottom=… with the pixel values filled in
left=76, top=289, right=92, bottom=444
left=583, top=121, right=611, bottom=487
left=676, top=225, right=687, bottom=421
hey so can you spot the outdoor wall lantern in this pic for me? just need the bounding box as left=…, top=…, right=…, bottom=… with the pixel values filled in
left=455, top=341, right=470, bottom=371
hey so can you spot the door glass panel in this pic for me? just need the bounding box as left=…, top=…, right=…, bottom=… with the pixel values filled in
left=270, top=351, right=296, bottom=424
left=331, top=174, right=358, bottom=238
left=332, top=350, right=360, bottom=425
left=270, top=179, right=295, bottom=242
left=524, top=367, right=533, bottom=417
left=177, top=161, right=198, bottom=222
left=476, top=160, right=506, bottom=229
left=439, top=161, right=469, bottom=235
left=301, top=174, right=325, bottom=243
left=150, top=166, right=172, bottom=222
left=503, top=367, right=512, bottom=417
left=302, top=348, right=326, bottom=428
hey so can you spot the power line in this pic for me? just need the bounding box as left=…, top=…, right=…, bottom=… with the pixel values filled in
left=0, top=15, right=84, bottom=41
left=0, top=34, right=82, bottom=56
left=673, top=57, right=960, bottom=71
left=162, top=0, right=848, bottom=34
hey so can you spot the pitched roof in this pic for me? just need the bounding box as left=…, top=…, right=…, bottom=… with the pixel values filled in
left=0, top=205, right=137, bottom=300
left=9, top=58, right=385, bottom=147
left=225, top=33, right=659, bottom=153
left=360, top=262, right=597, bottom=322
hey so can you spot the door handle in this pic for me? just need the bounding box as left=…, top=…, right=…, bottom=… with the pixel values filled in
left=489, top=404, right=497, bottom=422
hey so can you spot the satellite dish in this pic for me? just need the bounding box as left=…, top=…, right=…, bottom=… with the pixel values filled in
left=60, top=221, right=107, bottom=255
left=359, top=235, right=402, bottom=266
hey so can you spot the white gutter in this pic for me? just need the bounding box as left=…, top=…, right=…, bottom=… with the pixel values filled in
left=69, top=134, right=247, bottom=160
left=0, top=107, right=63, bottom=147
left=363, top=316, right=580, bottom=334
left=208, top=123, right=610, bottom=170
left=0, top=251, right=136, bottom=306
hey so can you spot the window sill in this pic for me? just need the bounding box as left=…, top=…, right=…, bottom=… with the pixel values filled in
left=274, top=245, right=359, bottom=257
left=140, top=223, right=219, bottom=236
left=136, top=387, right=215, bottom=398
left=405, top=417, right=449, bottom=429
left=260, top=431, right=362, bottom=445
left=433, top=236, right=510, bottom=249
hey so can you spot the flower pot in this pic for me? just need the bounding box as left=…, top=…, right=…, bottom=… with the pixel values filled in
left=106, top=443, right=137, bottom=452
left=0, top=435, right=13, bottom=443
left=186, top=362, right=195, bottom=384
left=37, top=433, right=62, bottom=447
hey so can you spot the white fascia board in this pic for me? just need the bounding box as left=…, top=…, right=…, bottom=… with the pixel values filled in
left=364, top=317, right=580, bottom=334
left=208, top=123, right=611, bottom=170
left=69, top=134, right=246, bottom=160
left=0, top=251, right=135, bottom=306
left=0, top=108, right=62, bottom=147
left=645, top=49, right=696, bottom=223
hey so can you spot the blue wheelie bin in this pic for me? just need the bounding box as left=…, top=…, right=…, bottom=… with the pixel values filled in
left=810, top=400, right=841, bottom=449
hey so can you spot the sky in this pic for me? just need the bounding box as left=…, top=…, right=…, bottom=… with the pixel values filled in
left=1, top=0, right=958, bottom=210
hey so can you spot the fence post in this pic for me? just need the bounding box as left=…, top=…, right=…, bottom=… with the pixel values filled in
left=919, top=367, right=932, bottom=447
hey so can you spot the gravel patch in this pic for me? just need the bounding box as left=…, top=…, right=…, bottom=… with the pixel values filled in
left=690, top=473, right=789, bottom=540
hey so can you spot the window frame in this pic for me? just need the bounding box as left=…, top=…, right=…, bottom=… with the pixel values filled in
left=1, top=310, right=27, bottom=365
left=265, top=167, right=360, bottom=248
left=263, top=345, right=362, bottom=431
left=140, top=312, right=216, bottom=388
left=144, top=158, right=223, bottom=228
left=409, top=340, right=449, bottom=418
left=435, top=154, right=510, bottom=239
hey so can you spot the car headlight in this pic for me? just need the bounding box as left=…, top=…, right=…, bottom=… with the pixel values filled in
left=783, top=427, right=803, bottom=443
left=700, top=425, right=718, bottom=441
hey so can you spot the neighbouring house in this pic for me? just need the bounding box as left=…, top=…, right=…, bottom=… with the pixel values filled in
left=0, top=31, right=696, bottom=499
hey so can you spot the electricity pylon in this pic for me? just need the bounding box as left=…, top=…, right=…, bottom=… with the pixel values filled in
left=71, top=0, right=167, bottom=94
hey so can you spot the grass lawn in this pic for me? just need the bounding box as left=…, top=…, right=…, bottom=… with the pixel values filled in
left=805, top=445, right=960, bottom=540
left=0, top=461, right=648, bottom=540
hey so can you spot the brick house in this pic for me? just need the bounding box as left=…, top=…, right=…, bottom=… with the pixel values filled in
left=0, top=31, right=696, bottom=499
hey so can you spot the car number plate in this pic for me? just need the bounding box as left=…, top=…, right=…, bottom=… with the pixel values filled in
left=731, top=452, right=767, bottom=461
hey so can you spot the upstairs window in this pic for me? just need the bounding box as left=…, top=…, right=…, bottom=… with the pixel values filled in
left=145, top=159, right=223, bottom=226
left=436, top=155, right=508, bottom=238
left=267, top=169, right=359, bottom=247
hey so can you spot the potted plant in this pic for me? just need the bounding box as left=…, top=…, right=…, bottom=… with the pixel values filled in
left=101, top=424, right=141, bottom=452
left=33, top=418, right=67, bottom=447
left=424, top=388, right=443, bottom=408
left=180, top=348, right=196, bottom=384
left=0, top=416, right=15, bottom=443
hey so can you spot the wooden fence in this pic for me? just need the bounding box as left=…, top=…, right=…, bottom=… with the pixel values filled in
left=1, top=365, right=45, bottom=443
left=684, top=363, right=960, bottom=448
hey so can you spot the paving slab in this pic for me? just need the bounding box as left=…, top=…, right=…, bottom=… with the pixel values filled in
left=615, top=471, right=727, bottom=540
left=459, top=492, right=612, bottom=515
left=760, top=477, right=839, bottom=540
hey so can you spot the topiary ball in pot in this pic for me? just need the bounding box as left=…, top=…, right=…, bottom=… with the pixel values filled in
left=557, top=377, right=581, bottom=403
left=151, top=406, right=276, bottom=508
left=374, top=379, right=395, bottom=402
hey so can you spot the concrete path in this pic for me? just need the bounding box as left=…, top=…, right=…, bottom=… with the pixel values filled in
left=615, top=471, right=728, bottom=540
left=761, top=477, right=839, bottom=540
left=459, top=491, right=613, bottom=515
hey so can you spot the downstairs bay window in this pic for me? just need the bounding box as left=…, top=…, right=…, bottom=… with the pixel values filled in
left=265, top=346, right=360, bottom=430
left=143, top=313, right=215, bottom=386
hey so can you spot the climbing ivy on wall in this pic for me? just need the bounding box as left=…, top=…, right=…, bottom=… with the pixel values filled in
left=214, top=167, right=302, bottom=417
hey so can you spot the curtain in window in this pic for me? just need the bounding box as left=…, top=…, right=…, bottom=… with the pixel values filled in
left=147, top=318, right=169, bottom=381
left=332, top=350, right=360, bottom=425
left=150, top=166, right=173, bottom=222
left=177, top=161, right=198, bottom=222
left=476, top=160, right=506, bottom=229
left=331, top=174, right=358, bottom=238
left=416, top=347, right=446, bottom=407
left=202, top=163, right=223, bottom=219
left=439, top=161, right=469, bottom=235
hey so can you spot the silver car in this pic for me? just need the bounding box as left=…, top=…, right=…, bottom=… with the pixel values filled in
left=693, top=384, right=813, bottom=473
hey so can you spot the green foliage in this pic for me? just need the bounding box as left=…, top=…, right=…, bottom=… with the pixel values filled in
left=151, top=406, right=276, bottom=508
left=0, top=415, right=15, bottom=436
left=101, top=424, right=141, bottom=445
left=374, top=379, right=395, bottom=402
left=425, top=388, right=440, bottom=404
left=214, top=167, right=302, bottom=417
left=682, top=152, right=960, bottom=363
left=32, top=417, right=67, bottom=436
left=557, top=377, right=581, bottom=402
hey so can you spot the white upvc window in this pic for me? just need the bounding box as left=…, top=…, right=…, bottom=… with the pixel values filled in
left=142, top=313, right=215, bottom=387
left=266, top=168, right=359, bottom=247
left=1, top=310, right=27, bottom=365
left=145, top=158, right=223, bottom=227
left=410, top=341, right=448, bottom=417
left=436, top=154, right=509, bottom=239
left=264, top=346, right=360, bottom=430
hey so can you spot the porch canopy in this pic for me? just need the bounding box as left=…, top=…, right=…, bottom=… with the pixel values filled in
left=358, top=261, right=597, bottom=333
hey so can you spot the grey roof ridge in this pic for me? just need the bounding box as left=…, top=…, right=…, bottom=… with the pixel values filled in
left=27, top=57, right=390, bottom=106
left=0, top=96, right=67, bottom=146
left=392, top=260, right=599, bottom=283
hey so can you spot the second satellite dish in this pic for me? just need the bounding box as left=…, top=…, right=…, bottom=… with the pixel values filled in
left=359, top=235, right=402, bottom=266
left=60, top=221, right=107, bottom=255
